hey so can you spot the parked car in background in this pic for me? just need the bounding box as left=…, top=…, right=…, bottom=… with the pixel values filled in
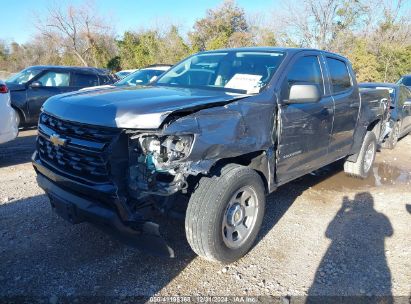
left=397, top=74, right=411, bottom=90
left=116, top=65, right=171, bottom=86
left=0, top=81, right=18, bottom=144
left=80, top=65, right=172, bottom=91
left=6, top=66, right=117, bottom=126
left=360, top=83, right=411, bottom=149
left=115, top=69, right=138, bottom=79
left=33, top=48, right=390, bottom=263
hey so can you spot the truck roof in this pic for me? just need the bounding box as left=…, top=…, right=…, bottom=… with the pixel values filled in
left=200, top=47, right=347, bottom=60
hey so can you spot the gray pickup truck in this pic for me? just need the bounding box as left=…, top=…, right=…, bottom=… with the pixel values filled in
left=32, top=48, right=389, bottom=263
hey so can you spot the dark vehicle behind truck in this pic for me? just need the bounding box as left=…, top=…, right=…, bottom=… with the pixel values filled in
left=6, top=66, right=117, bottom=126
left=397, top=74, right=411, bottom=90
left=360, top=83, right=411, bottom=149
left=33, top=48, right=389, bottom=263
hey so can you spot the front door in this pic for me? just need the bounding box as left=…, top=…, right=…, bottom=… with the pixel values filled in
left=27, top=70, right=71, bottom=122
left=276, top=53, right=334, bottom=184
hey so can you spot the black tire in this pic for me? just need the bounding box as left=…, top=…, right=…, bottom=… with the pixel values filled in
left=344, top=131, right=377, bottom=179
left=185, top=164, right=265, bottom=263
left=382, top=121, right=400, bottom=149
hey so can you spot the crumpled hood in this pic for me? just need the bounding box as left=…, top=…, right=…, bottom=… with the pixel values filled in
left=42, top=86, right=248, bottom=129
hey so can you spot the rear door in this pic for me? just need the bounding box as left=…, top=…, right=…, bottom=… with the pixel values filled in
left=276, top=51, right=334, bottom=184
left=325, top=56, right=359, bottom=160
left=27, top=70, right=71, bottom=121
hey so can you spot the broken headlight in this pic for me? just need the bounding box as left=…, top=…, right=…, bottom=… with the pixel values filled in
left=140, top=135, right=193, bottom=163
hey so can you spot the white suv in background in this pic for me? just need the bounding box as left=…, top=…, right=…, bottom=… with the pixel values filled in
left=0, top=80, right=18, bottom=144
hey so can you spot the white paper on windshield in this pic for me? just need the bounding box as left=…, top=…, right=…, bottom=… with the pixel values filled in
left=225, top=74, right=262, bottom=94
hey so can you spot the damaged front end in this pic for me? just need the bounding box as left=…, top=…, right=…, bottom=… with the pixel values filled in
left=33, top=84, right=276, bottom=258
left=32, top=113, right=191, bottom=258
left=127, top=133, right=194, bottom=197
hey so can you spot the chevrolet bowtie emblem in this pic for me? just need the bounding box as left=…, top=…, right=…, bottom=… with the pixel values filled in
left=49, top=134, right=68, bottom=147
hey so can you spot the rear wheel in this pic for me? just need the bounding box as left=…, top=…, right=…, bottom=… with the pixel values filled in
left=185, top=164, right=265, bottom=263
left=344, top=131, right=377, bottom=179
left=382, top=121, right=400, bottom=149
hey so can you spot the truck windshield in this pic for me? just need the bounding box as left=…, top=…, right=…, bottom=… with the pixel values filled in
left=7, top=68, right=43, bottom=85
left=155, top=51, right=285, bottom=94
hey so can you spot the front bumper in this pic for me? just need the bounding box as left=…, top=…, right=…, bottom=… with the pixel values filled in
left=32, top=152, right=174, bottom=257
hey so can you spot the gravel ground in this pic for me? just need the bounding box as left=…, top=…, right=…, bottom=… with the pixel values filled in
left=0, top=130, right=410, bottom=301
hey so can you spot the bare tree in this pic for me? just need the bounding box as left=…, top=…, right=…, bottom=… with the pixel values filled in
left=34, top=1, right=116, bottom=67
left=276, top=0, right=370, bottom=49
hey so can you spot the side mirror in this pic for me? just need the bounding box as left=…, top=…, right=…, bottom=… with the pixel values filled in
left=29, top=81, right=42, bottom=88
left=287, top=84, right=321, bottom=104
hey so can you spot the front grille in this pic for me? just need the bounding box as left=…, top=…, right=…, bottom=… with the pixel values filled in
left=40, top=114, right=118, bottom=142
left=37, top=113, right=122, bottom=183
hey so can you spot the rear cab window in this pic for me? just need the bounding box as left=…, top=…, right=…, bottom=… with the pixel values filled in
left=326, top=57, right=352, bottom=94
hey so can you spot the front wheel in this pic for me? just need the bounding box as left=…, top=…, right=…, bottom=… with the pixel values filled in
left=185, top=164, right=266, bottom=263
left=344, top=131, right=377, bottom=179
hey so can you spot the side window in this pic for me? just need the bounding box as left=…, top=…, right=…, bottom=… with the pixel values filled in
left=36, top=71, right=70, bottom=87
left=326, top=57, right=352, bottom=93
left=284, top=55, right=324, bottom=99
left=72, top=73, right=98, bottom=87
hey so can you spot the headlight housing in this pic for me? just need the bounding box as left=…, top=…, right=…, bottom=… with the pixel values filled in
left=139, top=135, right=193, bottom=163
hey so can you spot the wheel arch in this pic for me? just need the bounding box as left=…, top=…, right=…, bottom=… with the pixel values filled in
left=209, top=151, right=270, bottom=194
left=347, top=118, right=380, bottom=163
left=11, top=105, right=26, bottom=125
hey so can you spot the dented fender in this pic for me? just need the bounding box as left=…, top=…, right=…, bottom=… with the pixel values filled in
left=157, top=94, right=277, bottom=191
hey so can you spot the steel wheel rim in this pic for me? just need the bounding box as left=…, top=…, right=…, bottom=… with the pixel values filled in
left=222, top=186, right=259, bottom=249
left=363, top=142, right=375, bottom=173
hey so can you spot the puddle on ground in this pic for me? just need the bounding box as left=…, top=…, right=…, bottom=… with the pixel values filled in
left=296, top=162, right=411, bottom=191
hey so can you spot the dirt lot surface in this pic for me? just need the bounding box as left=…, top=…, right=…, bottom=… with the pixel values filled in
left=1, top=130, right=410, bottom=301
